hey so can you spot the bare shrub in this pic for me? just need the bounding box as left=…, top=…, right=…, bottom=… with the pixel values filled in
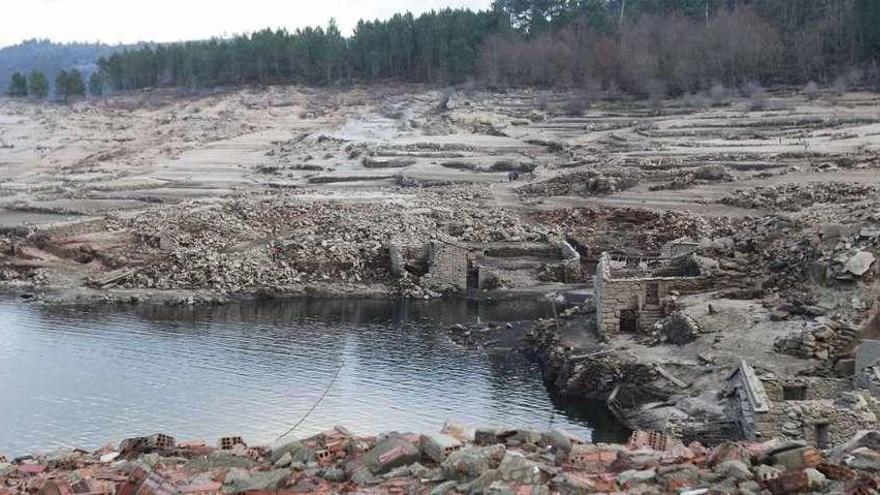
left=709, top=83, right=730, bottom=106
left=646, top=79, right=667, bottom=112
left=743, top=81, right=766, bottom=111
left=563, top=92, right=590, bottom=116
left=682, top=92, right=708, bottom=109
left=681, top=92, right=709, bottom=110
left=803, top=81, right=820, bottom=101
left=536, top=93, right=550, bottom=111
left=833, top=75, right=850, bottom=94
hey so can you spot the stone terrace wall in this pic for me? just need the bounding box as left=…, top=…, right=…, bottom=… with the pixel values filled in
left=421, top=240, right=468, bottom=292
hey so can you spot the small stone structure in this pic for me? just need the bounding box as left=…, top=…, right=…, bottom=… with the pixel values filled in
left=389, top=239, right=582, bottom=292
left=774, top=321, right=859, bottom=361
left=727, top=360, right=877, bottom=447
left=420, top=240, right=469, bottom=292
left=593, top=252, right=705, bottom=338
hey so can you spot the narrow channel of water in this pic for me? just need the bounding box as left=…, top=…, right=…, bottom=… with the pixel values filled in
left=0, top=297, right=627, bottom=455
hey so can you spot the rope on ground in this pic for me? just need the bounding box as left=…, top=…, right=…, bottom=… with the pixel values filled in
left=275, top=363, right=344, bottom=442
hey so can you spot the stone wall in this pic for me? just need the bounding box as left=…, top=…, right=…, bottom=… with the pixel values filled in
left=729, top=361, right=773, bottom=441
left=36, top=218, right=108, bottom=238
left=594, top=252, right=715, bottom=338
left=774, top=321, right=859, bottom=361
left=420, top=240, right=468, bottom=292
left=595, top=254, right=670, bottom=337
left=763, top=377, right=852, bottom=402
left=772, top=394, right=879, bottom=447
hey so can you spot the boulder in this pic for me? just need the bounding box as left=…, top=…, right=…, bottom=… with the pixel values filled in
left=362, top=438, right=420, bottom=475
left=656, top=312, right=703, bottom=345
left=617, top=468, right=657, bottom=487
left=269, top=440, right=309, bottom=464
left=497, top=452, right=551, bottom=484
left=442, top=444, right=506, bottom=481
left=715, top=460, right=752, bottom=481
left=845, top=251, right=875, bottom=277
left=222, top=468, right=290, bottom=493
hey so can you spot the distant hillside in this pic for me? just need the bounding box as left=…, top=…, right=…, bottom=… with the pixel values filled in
left=0, top=39, right=138, bottom=89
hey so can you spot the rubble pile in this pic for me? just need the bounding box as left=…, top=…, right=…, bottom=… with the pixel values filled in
left=116, top=198, right=435, bottom=291
left=773, top=321, right=858, bottom=360
left=719, top=182, right=879, bottom=211
left=105, top=190, right=549, bottom=294
left=532, top=207, right=737, bottom=253
left=518, top=169, right=639, bottom=198
left=8, top=426, right=880, bottom=494
left=651, top=311, right=703, bottom=346
left=649, top=164, right=736, bottom=191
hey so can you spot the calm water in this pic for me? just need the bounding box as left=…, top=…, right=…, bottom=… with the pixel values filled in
left=0, top=297, right=625, bottom=456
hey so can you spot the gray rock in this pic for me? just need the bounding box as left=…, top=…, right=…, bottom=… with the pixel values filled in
left=273, top=452, right=292, bottom=468
left=486, top=480, right=517, bottom=495
left=497, top=452, right=550, bottom=484
left=184, top=452, right=255, bottom=471
left=321, top=467, right=346, bottom=482
left=656, top=311, right=702, bottom=345
left=362, top=438, right=420, bottom=475
left=542, top=430, right=573, bottom=457
left=349, top=465, right=377, bottom=486
left=715, top=460, right=752, bottom=481
left=845, top=251, right=875, bottom=277
left=442, top=444, right=506, bottom=481
left=503, top=429, right=543, bottom=447
left=460, top=468, right=499, bottom=494
left=617, top=468, right=657, bottom=486
left=269, top=440, right=310, bottom=464
left=805, top=468, right=826, bottom=489
left=223, top=468, right=290, bottom=492
left=738, top=480, right=762, bottom=494
left=430, top=480, right=458, bottom=495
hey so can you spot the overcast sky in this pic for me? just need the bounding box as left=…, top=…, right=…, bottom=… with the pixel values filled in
left=0, top=0, right=493, bottom=48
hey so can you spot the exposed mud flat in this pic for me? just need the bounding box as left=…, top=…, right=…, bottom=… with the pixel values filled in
left=2, top=86, right=879, bottom=302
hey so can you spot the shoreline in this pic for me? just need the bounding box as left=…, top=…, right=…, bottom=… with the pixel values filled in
left=2, top=423, right=879, bottom=494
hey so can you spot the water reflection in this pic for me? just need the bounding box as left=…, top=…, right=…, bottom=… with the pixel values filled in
left=0, top=297, right=626, bottom=456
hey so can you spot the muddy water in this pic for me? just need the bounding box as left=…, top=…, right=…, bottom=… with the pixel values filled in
left=0, top=297, right=626, bottom=455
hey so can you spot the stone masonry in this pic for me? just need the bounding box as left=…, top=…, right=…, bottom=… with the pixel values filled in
left=594, top=252, right=701, bottom=338
left=420, top=240, right=469, bottom=292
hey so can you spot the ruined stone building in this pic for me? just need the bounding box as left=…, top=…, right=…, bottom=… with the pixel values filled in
left=389, top=239, right=582, bottom=293
left=593, top=252, right=706, bottom=338
left=727, top=360, right=876, bottom=448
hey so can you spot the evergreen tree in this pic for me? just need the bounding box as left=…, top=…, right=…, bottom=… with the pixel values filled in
left=56, top=69, right=87, bottom=102
left=6, top=72, right=28, bottom=97
left=55, top=70, right=69, bottom=101
left=28, top=71, right=49, bottom=99
left=88, top=1, right=880, bottom=92
left=67, top=69, right=87, bottom=97
left=88, top=71, right=104, bottom=96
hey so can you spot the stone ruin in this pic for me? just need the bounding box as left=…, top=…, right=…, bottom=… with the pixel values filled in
left=727, top=360, right=877, bottom=448
left=593, top=251, right=709, bottom=339
left=774, top=321, right=859, bottom=361
left=389, top=238, right=582, bottom=293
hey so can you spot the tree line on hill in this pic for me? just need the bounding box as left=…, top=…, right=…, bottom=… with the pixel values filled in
left=7, top=0, right=880, bottom=101
left=6, top=68, right=103, bottom=100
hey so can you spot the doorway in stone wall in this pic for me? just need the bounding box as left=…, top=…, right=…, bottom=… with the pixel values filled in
left=646, top=282, right=659, bottom=305
left=815, top=423, right=830, bottom=449
left=620, top=309, right=638, bottom=333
